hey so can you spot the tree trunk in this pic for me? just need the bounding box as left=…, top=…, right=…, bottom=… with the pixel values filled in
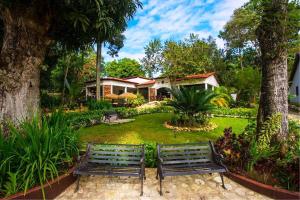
left=96, top=41, right=102, bottom=100
left=256, top=0, right=289, bottom=140
left=0, top=9, right=50, bottom=127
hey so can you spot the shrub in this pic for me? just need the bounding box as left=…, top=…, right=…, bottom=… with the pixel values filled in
left=215, top=118, right=300, bottom=191
left=0, top=111, right=79, bottom=198
left=115, top=106, right=173, bottom=118
left=211, top=107, right=257, bottom=118
left=65, top=110, right=104, bottom=129
left=40, top=91, right=61, bottom=110
left=127, top=94, right=145, bottom=107
left=87, top=99, right=112, bottom=110
left=144, top=142, right=156, bottom=167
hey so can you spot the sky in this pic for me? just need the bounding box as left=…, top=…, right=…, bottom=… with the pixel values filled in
left=103, top=0, right=249, bottom=62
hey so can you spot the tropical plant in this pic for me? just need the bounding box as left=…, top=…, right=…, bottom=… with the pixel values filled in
left=0, top=111, right=79, bottom=198
left=87, top=99, right=112, bottom=111
left=127, top=94, right=145, bottom=107
left=168, top=87, right=218, bottom=126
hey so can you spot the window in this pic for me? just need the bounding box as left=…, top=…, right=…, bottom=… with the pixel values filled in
left=296, top=86, right=299, bottom=96
left=161, top=81, right=165, bottom=84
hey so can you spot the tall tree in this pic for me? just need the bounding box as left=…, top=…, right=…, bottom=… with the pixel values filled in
left=141, top=38, right=163, bottom=78
left=105, top=58, right=145, bottom=78
left=256, top=0, right=290, bottom=140
left=0, top=0, right=141, bottom=125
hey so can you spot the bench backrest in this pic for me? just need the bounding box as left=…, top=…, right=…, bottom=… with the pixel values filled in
left=158, top=142, right=214, bottom=165
left=87, top=143, right=144, bottom=166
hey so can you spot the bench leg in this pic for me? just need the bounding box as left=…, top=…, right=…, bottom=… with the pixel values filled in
left=220, top=173, right=226, bottom=189
left=140, top=176, right=144, bottom=196
left=159, top=176, right=163, bottom=196
left=75, top=175, right=80, bottom=192
left=156, top=169, right=158, bottom=180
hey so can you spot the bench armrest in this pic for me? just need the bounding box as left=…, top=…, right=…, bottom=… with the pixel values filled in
left=209, top=141, right=228, bottom=171
left=76, top=144, right=91, bottom=169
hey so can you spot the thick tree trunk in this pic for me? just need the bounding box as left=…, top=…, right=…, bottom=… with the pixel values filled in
left=256, top=0, right=289, bottom=140
left=96, top=41, right=102, bottom=100
left=0, top=9, right=50, bottom=126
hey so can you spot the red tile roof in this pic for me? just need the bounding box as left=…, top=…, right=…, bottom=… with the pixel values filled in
left=137, top=80, right=156, bottom=86
left=176, top=72, right=215, bottom=81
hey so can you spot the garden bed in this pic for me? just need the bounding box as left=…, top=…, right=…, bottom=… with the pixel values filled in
left=2, top=167, right=76, bottom=200
left=226, top=172, right=300, bottom=200
left=164, top=121, right=217, bottom=132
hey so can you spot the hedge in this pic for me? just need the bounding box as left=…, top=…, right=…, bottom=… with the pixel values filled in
left=211, top=107, right=257, bottom=118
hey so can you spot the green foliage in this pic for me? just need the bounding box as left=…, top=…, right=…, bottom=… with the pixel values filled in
left=143, top=142, right=156, bottom=167
left=87, top=99, right=112, bottom=110
left=127, top=94, right=145, bottom=107
left=115, top=106, right=173, bottom=118
left=257, top=113, right=282, bottom=149
left=232, top=67, right=261, bottom=105
left=168, top=87, right=217, bottom=116
left=247, top=140, right=278, bottom=172
left=40, top=90, right=62, bottom=110
left=211, top=107, right=257, bottom=118
left=105, top=58, right=145, bottom=78
left=141, top=38, right=163, bottom=78
left=1, top=0, right=142, bottom=50
left=211, top=86, right=235, bottom=108
left=0, top=111, right=79, bottom=198
left=65, top=110, right=105, bottom=129
left=168, top=87, right=218, bottom=126
left=162, top=35, right=220, bottom=79
left=215, top=116, right=300, bottom=191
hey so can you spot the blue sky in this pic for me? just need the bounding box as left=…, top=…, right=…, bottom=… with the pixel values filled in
left=103, top=0, right=249, bottom=62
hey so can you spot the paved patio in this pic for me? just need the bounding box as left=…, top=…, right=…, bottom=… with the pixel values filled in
left=56, top=169, right=271, bottom=200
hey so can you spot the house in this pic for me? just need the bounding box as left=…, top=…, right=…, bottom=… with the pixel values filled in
left=85, top=72, right=219, bottom=101
left=289, top=53, right=300, bottom=104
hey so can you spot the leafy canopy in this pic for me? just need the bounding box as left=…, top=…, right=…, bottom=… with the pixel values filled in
left=0, top=0, right=142, bottom=50
left=105, top=58, right=145, bottom=78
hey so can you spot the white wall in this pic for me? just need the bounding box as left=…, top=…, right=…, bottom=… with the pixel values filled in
left=85, top=80, right=136, bottom=88
left=289, top=63, right=300, bottom=103
left=153, top=78, right=171, bottom=89
left=204, top=76, right=219, bottom=87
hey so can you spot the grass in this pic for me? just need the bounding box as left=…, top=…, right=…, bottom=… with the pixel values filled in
left=78, top=113, right=249, bottom=144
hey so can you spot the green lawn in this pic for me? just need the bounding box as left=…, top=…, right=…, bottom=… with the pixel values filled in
left=78, top=113, right=248, bottom=144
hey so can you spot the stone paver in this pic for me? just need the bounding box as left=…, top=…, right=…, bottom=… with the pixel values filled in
left=56, top=169, right=271, bottom=200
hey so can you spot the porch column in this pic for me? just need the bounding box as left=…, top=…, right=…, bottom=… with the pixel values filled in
left=205, top=83, right=208, bottom=90
left=125, top=87, right=127, bottom=93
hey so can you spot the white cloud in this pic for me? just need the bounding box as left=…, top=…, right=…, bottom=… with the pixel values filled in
left=104, top=0, right=249, bottom=61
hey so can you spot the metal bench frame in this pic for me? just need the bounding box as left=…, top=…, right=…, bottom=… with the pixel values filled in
left=74, top=143, right=146, bottom=196
left=156, top=141, right=228, bottom=195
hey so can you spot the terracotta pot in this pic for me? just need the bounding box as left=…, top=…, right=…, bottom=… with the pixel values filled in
left=2, top=167, right=76, bottom=200
left=226, top=172, right=300, bottom=200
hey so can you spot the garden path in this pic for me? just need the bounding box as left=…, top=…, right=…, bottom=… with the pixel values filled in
left=56, top=169, right=271, bottom=200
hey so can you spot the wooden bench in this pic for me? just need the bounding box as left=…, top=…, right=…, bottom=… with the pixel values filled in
left=74, top=143, right=146, bottom=196
left=156, top=141, right=228, bottom=195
